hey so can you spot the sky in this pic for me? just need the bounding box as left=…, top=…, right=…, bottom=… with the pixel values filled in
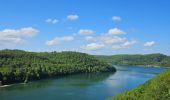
left=0, top=0, right=170, bottom=55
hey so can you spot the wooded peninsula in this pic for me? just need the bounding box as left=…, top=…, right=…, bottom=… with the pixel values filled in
left=0, top=49, right=116, bottom=85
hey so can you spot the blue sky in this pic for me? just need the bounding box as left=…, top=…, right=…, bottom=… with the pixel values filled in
left=0, top=0, right=170, bottom=55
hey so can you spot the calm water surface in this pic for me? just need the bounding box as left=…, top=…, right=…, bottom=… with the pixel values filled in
left=0, top=65, right=166, bottom=100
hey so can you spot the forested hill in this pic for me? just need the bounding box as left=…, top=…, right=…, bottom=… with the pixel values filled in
left=95, top=54, right=170, bottom=67
left=0, top=49, right=116, bottom=85
left=109, top=70, right=170, bottom=100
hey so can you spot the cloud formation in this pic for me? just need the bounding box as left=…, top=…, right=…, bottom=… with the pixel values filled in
left=46, top=36, right=74, bottom=46
left=102, top=36, right=126, bottom=44
left=0, top=27, right=39, bottom=45
left=46, top=18, right=59, bottom=24
left=81, top=43, right=105, bottom=50
left=84, top=28, right=127, bottom=44
left=86, top=35, right=126, bottom=44
left=67, top=15, right=79, bottom=20
left=112, top=16, right=121, bottom=21
left=112, top=40, right=137, bottom=49
left=78, top=29, right=95, bottom=35
left=82, top=28, right=136, bottom=51
left=107, top=28, right=126, bottom=35
left=144, top=41, right=155, bottom=47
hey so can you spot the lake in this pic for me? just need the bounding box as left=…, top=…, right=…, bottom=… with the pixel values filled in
left=0, top=65, right=166, bottom=100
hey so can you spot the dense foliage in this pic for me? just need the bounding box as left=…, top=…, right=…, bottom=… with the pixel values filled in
left=0, top=49, right=116, bottom=85
left=108, top=70, right=170, bottom=100
left=95, top=54, right=170, bottom=67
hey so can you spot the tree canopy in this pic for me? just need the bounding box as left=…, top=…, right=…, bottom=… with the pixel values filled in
left=0, top=49, right=116, bottom=85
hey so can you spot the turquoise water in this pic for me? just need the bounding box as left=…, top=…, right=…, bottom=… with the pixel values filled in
left=0, top=65, right=166, bottom=100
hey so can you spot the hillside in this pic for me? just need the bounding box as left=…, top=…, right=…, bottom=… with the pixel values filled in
left=108, top=69, right=170, bottom=100
left=95, top=54, right=170, bottom=67
left=0, top=49, right=116, bottom=85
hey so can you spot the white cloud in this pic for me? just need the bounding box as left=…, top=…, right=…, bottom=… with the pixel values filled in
left=78, top=29, right=95, bottom=35
left=46, top=36, right=74, bottom=46
left=85, top=35, right=126, bottom=44
left=81, top=43, right=104, bottom=50
left=46, top=18, right=59, bottom=24
left=112, top=40, right=137, bottom=49
left=102, top=36, right=126, bottom=44
left=107, top=28, right=126, bottom=35
left=67, top=15, right=79, bottom=20
left=112, top=16, right=121, bottom=21
left=0, top=27, right=39, bottom=45
left=144, top=41, right=155, bottom=47
left=82, top=28, right=136, bottom=50
left=122, top=40, right=137, bottom=47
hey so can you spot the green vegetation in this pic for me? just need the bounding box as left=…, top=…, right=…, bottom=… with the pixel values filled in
left=0, top=49, right=116, bottom=85
left=108, top=70, right=170, bottom=100
left=95, top=53, right=170, bottom=67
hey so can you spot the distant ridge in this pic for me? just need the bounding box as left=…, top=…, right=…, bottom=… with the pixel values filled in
left=95, top=53, right=170, bottom=67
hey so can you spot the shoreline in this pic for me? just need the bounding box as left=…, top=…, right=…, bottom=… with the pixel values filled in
left=0, top=83, right=27, bottom=88
left=0, top=71, right=115, bottom=87
left=113, top=64, right=170, bottom=68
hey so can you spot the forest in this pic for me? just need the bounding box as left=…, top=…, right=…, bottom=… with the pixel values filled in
left=109, top=69, right=170, bottom=100
left=95, top=53, right=170, bottom=67
left=0, top=49, right=116, bottom=85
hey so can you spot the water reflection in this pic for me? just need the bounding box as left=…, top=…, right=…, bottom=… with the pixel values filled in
left=0, top=73, right=113, bottom=91
left=59, top=73, right=114, bottom=88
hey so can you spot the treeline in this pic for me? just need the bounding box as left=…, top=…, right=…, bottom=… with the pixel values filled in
left=95, top=53, right=170, bottom=67
left=108, top=69, right=170, bottom=100
left=0, top=49, right=116, bottom=85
